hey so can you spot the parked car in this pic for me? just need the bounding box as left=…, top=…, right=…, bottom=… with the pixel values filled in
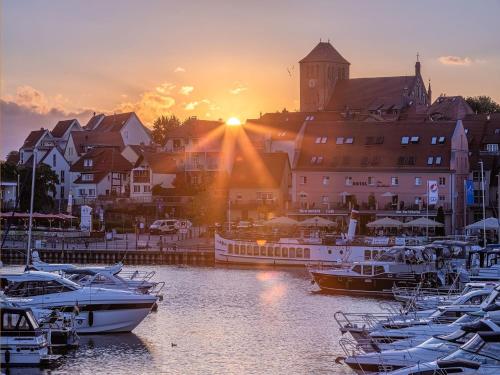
left=236, top=221, right=253, bottom=229
left=149, top=219, right=179, bottom=234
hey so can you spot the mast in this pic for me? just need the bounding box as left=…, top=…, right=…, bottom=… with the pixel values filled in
left=26, top=148, right=37, bottom=267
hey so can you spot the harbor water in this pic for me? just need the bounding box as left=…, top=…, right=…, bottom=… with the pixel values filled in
left=3, top=265, right=394, bottom=375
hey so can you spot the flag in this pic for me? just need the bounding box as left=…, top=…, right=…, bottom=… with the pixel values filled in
left=428, top=180, right=439, bottom=205
left=67, top=193, right=73, bottom=214
left=465, top=180, right=474, bottom=205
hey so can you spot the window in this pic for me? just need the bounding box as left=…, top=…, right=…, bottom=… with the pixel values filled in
left=435, top=156, right=442, bottom=165
left=267, top=247, right=274, bottom=256
left=391, top=177, right=399, bottom=186
left=88, top=189, right=96, bottom=196
left=247, top=246, right=253, bottom=256
left=496, top=129, right=500, bottom=135
left=260, top=247, right=266, bottom=256
left=289, top=248, right=296, bottom=258
left=427, top=156, right=434, bottom=165
left=410, top=136, right=420, bottom=144
left=310, top=156, right=317, bottom=164
left=83, top=159, right=93, bottom=167
left=282, top=247, right=288, bottom=257
left=321, top=137, right=327, bottom=144
left=322, top=176, right=330, bottom=185
left=144, top=185, right=151, bottom=193
left=234, top=245, right=239, bottom=255
left=401, top=136, right=410, bottom=145
left=321, top=196, right=329, bottom=203
left=352, top=265, right=361, bottom=274
left=317, top=156, right=323, bottom=164
left=300, top=176, right=307, bottom=185
left=60, top=170, right=65, bottom=183
left=304, top=248, right=310, bottom=259
left=78, top=189, right=86, bottom=196
left=336, top=137, right=344, bottom=144
left=487, top=144, right=499, bottom=152
left=134, top=185, right=141, bottom=193
left=415, top=177, right=422, bottom=186
left=296, top=248, right=303, bottom=258
left=345, top=176, right=353, bottom=186
left=375, top=266, right=385, bottom=275
left=439, top=177, right=446, bottom=186
left=60, top=186, right=65, bottom=198
left=274, top=247, right=281, bottom=257
left=431, top=136, right=437, bottom=145
left=315, top=137, right=321, bottom=144
left=52, top=154, right=57, bottom=167
left=439, top=195, right=445, bottom=201
left=368, top=176, right=375, bottom=186
left=438, top=136, right=446, bottom=144
left=253, top=246, right=259, bottom=256
left=473, top=170, right=484, bottom=182
left=344, top=137, right=354, bottom=144
left=82, top=174, right=93, bottom=181
left=363, top=265, right=373, bottom=275
left=473, top=189, right=482, bottom=204
left=228, top=244, right=233, bottom=254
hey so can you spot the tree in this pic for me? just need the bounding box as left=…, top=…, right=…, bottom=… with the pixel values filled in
left=465, top=96, right=500, bottom=114
left=436, top=206, right=445, bottom=236
left=151, top=115, right=182, bottom=146
left=17, top=163, right=59, bottom=212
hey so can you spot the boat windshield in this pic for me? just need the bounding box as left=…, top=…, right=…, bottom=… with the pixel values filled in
left=437, top=329, right=476, bottom=344
left=444, top=346, right=500, bottom=365
left=3, top=277, right=79, bottom=297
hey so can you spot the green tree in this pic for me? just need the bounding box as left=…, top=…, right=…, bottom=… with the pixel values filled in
left=151, top=115, right=182, bottom=146
left=17, top=163, right=59, bottom=212
left=465, top=96, right=500, bottom=114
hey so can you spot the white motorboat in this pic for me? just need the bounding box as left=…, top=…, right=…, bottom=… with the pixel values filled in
left=30, top=250, right=122, bottom=274
left=1, top=271, right=157, bottom=333
left=385, top=331, right=500, bottom=375
left=343, top=318, right=500, bottom=374
left=1, top=305, right=60, bottom=366
left=62, top=269, right=165, bottom=299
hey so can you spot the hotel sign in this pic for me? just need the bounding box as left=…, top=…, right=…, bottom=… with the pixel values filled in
left=298, top=209, right=335, bottom=214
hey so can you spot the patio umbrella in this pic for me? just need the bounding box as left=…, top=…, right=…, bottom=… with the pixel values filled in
left=299, top=216, right=336, bottom=227
left=366, top=217, right=403, bottom=228
left=403, top=217, right=444, bottom=227
left=465, top=217, right=500, bottom=231
left=381, top=192, right=396, bottom=197
left=264, top=216, right=299, bottom=226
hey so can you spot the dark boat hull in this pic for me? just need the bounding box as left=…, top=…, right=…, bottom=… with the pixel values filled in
left=310, top=272, right=424, bottom=296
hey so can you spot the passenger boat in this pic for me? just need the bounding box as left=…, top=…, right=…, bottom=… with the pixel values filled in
left=1, top=271, right=157, bottom=333
left=1, top=305, right=60, bottom=366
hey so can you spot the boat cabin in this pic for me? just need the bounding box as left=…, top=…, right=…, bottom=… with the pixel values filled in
left=1, top=306, right=41, bottom=337
left=1, top=271, right=80, bottom=298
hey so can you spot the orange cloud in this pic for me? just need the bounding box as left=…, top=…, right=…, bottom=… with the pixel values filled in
left=438, top=56, right=472, bottom=66
left=229, top=83, right=248, bottom=95
left=179, top=86, right=194, bottom=95
left=116, top=90, right=176, bottom=124
left=174, top=66, right=186, bottom=73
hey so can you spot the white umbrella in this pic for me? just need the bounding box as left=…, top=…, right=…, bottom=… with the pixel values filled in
left=299, top=216, right=336, bottom=227
left=366, top=217, right=403, bottom=228
left=339, top=191, right=351, bottom=197
left=264, top=216, right=299, bottom=226
left=403, top=217, right=444, bottom=228
left=381, top=192, right=396, bottom=197
left=465, top=217, right=500, bottom=231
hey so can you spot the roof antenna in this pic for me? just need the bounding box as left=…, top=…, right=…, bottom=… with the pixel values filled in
left=416, top=52, right=420, bottom=62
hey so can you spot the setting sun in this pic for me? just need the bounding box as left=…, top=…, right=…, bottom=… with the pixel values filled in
left=226, top=117, right=242, bottom=126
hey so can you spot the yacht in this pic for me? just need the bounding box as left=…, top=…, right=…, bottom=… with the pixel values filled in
left=1, top=271, right=157, bottom=333
left=386, top=331, right=500, bottom=375
left=343, top=318, right=500, bottom=374
left=1, top=305, right=60, bottom=366
left=30, top=250, right=122, bottom=274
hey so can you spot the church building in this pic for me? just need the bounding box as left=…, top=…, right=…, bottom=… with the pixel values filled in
left=299, top=41, right=431, bottom=116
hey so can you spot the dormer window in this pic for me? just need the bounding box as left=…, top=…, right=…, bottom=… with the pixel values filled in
left=336, top=137, right=344, bottom=145
left=427, top=156, right=434, bottom=165
left=315, top=137, right=321, bottom=144
left=321, top=137, right=327, bottom=144
left=345, top=137, right=354, bottom=144
left=310, top=156, right=317, bottom=164
left=83, top=159, right=93, bottom=167
left=431, top=136, right=437, bottom=145
left=410, top=136, right=420, bottom=144
left=82, top=173, right=94, bottom=181
left=435, top=156, right=442, bottom=165
left=401, top=136, right=410, bottom=145
left=438, top=136, right=446, bottom=144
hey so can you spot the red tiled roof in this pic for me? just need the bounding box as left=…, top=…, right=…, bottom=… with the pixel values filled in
left=70, top=131, right=124, bottom=155
left=84, top=114, right=105, bottom=130
left=94, top=112, right=135, bottom=132
left=427, top=96, right=474, bottom=120
left=299, top=42, right=350, bottom=64
left=51, top=119, right=78, bottom=138
left=464, top=114, right=500, bottom=171
left=296, top=120, right=458, bottom=172
left=326, top=76, right=417, bottom=112
left=229, top=152, right=289, bottom=189
left=70, top=147, right=132, bottom=173
left=135, top=152, right=179, bottom=174
left=167, top=119, right=223, bottom=139
left=22, top=129, right=48, bottom=149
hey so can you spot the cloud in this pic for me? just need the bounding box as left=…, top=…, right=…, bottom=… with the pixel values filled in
left=179, top=86, right=194, bottom=95
left=0, top=95, right=94, bottom=154
left=229, top=83, right=248, bottom=95
left=115, top=90, right=175, bottom=124
left=174, top=67, right=186, bottom=73
left=155, top=82, right=176, bottom=94
left=438, top=56, right=473, bottom=66
left=184, top=99, right=210, bottom=111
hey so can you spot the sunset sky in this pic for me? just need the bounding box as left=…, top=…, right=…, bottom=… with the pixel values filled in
left=1, top=0, right=500, bottom=153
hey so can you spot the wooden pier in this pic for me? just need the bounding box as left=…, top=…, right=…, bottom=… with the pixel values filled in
left=0, top=247, right=215, bottom=266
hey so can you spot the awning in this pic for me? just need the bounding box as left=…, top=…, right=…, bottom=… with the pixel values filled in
left=299, top=216, right=336, bottom=227
left=465, top=217, right=500, bottom=231
left=366, top=217, right=403, bottom=228
left=403, top=217, right=444, bottom=228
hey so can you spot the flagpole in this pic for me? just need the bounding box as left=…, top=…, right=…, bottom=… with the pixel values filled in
left=463, top=179, right=467, bottom=234
left=426, top=179, right=429, bottom=239
left=27, top=149, right=37, bottom=267
left=480, top=161, right=486, bottom=246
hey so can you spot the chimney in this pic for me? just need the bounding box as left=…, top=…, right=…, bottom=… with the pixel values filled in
left=415, top=53, right=421, bottom=76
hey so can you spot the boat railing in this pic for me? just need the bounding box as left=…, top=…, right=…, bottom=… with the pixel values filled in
left=338, top=336, right=379, bottom=358
left=334, top=310, right=403, bottom=332
left=118, top=269, right=156, bottom=281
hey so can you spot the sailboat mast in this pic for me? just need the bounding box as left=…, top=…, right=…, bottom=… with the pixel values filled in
left=26, top=149, right=37, bottom=267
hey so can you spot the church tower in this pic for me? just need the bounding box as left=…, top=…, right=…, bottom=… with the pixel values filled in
left=299, top=41, right=350, bottom=112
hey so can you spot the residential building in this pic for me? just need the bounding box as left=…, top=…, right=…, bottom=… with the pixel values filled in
left=1, top=180, right=17, bottom=210
left=65, top=131, right=124, bottom=165
left=86, top=112, right=152, bottom=146
left=69, top=147, right=132, bottom=204
left=130, top=152, right=180, bottom=202
left=19, top=128, right=56, bottom=166
left=50, top=119, right=82, bottom=150
left=290, top=119, right=469, bottom=234
left=39, top=146, right=71, bottom=203
left=228, top=152, right=291, bottom=220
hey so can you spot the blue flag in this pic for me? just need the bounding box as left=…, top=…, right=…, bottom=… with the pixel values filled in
left=466, top=180, right=474, bottom=205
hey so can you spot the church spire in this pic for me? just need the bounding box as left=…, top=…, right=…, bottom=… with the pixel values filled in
left=427, top=78, right=432, bottom=104
left=415, top=52, right=421, bottom=76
